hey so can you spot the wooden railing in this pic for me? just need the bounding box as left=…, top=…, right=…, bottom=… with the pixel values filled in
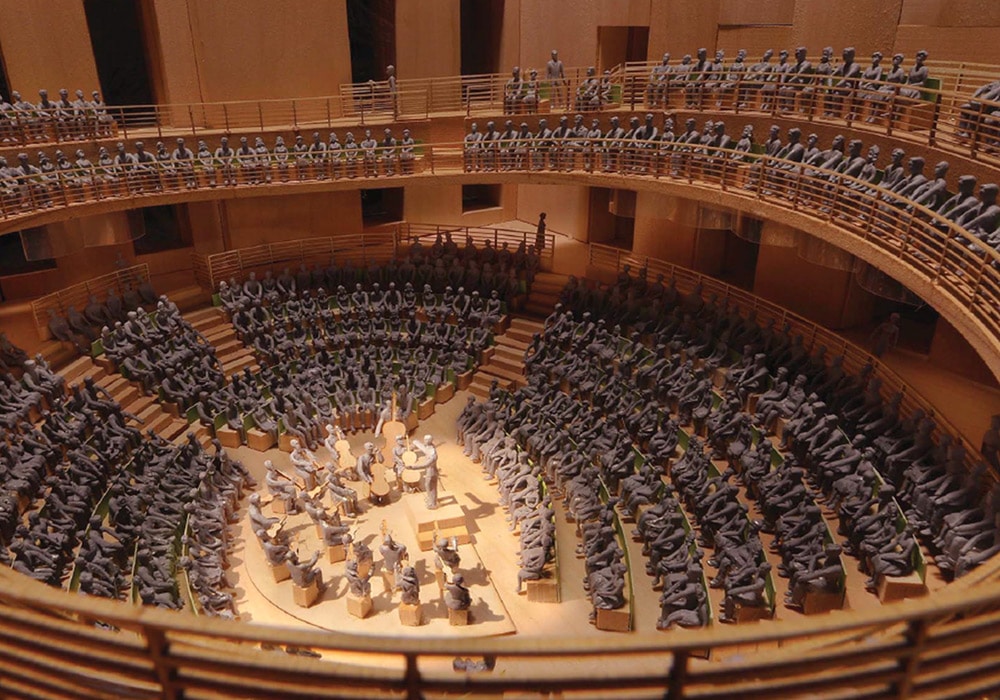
left=190, top=224, right=556, bottom=292
left=195, top=233, right=399, bottom=291
left=588, top=242, right=993, bottom=483
left=29, top=264, right=149, bottom=341
left=2, top=58, right=1000, bottom=165
left=398, top=222, right=555, bottom=270
left=4, top=139, right=999, bottom=378
left=1, top=551, right=999, bottom=698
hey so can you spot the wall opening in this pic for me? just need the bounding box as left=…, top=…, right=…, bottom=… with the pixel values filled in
left=83, top=0, right=156, bottom=124
left=461, top=0, right=505, bottom=75
left=131, top=205, right=190, bottom=256
left=597, top=26, right=649, bottom=71
left=347, top=0, right=397, bottom=84
left=462, top=184, right=501, bottom=212
left=361, top=188, right=404, bottom=226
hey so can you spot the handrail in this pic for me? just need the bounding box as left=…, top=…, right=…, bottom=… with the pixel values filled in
left=29, top=264, right=150, bottom=341
left=192, top=226, right=555, bottom=292
left=3, top=59, right=1000, bottom=165
left=3, top=138, right=999, bottom=379
left=0, top=546, right=999, bottom=697
left=587, top=241, right=993, bottom=484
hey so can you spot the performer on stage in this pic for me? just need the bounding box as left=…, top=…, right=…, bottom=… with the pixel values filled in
left=411, top=435, right=440, bottom=509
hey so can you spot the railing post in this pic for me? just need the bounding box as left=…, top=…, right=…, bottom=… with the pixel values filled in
left=292, top=100, right=298, bottom=129
left=188, top=105, right=197, bottom=136
left=326, top=97, right=332, bottom=128
left=927, top=92, right=941, bottom=147
left=119, top=107, right=129, bottom=140
left=222, top=103, right=230, bottom=132
left=895, top=619, right=928, bottom=698
left=404, top=654, right=421, bottom=700
left=258, top=103, right=265, bottom=132
left=145, top=627, right=180, bottom=700
left=667, top=650, right=689, bottom=699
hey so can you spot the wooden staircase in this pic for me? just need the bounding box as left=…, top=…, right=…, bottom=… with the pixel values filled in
left=523, top=272, right=570, bottom=318
left=58, top=355, right=191, bottom=442
left=183, top=307, right=259, bottom=378
left=468, top=317, right=545, bottom=398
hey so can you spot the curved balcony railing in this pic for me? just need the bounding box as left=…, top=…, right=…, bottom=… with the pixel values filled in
left=186, top=223, right=555, bottom=294
left=3, top=59, right=1000, bottom=167
left=2, top=138, right=998, bottom=378
left=0, top=531, right=999, bottom=698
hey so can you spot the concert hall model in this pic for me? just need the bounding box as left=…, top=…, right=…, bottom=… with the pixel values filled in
left=1, top=1, right=1000, bottom=697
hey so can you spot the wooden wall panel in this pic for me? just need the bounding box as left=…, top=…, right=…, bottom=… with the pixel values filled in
left=717, top=26, right=794, bottom=57
left=396, top=0, right=461, bottom=79
left=0, top=0, right=100, bottom=94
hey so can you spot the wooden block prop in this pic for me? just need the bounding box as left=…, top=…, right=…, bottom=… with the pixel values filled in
left=457, top=370, right=473, bottom=391
left=404, top=412, right=419, bottom=431
left=436, top=382, right=455, bottom=404
left=163, top=401, right=182, bottom=419
left=448, top=608, right=469, bottom=626
left=735, top=602, right=772, bottom=623
left=418, top=397, right=435, bottom=420
left=435, top=567, right=446, bottom=595
left=95, top=354, right=117, bottom=373
left=399, top=603, right=423, bottom=626
left=802, top=589, right=846, bottom=615
left=270, top=562, right=291, bottom=583
left=347, top=594, right=373, bottom=619
left=247, top=428, right=276, bottom=451
left=278, top=433, right=295, bottom=452
left=271, top=497, right=290, bottom=515
left=292, top=580, right=320, bottom=608
left=525, top=574, right=560, bottom=603
left=595, top=607, right=631, bottom=632
left=479, top=347, right=495, bottom=365
left=328, top=543, right=347, bottom=564
left=217, top=426, right=242, bottom=448
left=877, top=573, right=927, bottom=603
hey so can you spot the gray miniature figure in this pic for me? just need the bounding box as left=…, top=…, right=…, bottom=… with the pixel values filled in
left=444, top=573, right=472, bottom=611
left=411, top=435, right=440, bottom=509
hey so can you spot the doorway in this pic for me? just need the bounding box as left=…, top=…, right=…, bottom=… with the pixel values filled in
left=597, top=26, right=649, bottom=72
left=347, top=0, right=397, bottom=84
left=83, top=0, right=156, bottom=124
left=461, top=0, right=505, bottom=75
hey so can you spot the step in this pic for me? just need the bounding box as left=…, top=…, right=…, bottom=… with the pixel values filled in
left=504, top=328, right=537, bottom=345
left=78, top=363, right=108, bottom=385
left=171, top=286, right=213, bottom=312
left=486, top=357, right=525, bottom=376
left=161, top=420, right=191, bottom=442
left=60, top=356, right=94, bottom=383
left=527, top=279, right=565, bottom=294
left=476, top=365, right=525, bottom=386
left=492, top=345, right=525, bottom=363
left=509, top=317, right=545, bottom=332
left=523, top=301, right=557, bottom=318
left=134, top=403, right=163, bottom=425
left=147, top=410, right=176, bottom=435
left=110, top=382, right=141, bottom=409
left=224, top=354, right=258, bottom=376
left=496, top=335, right=530, bottom=351
left=184, top=306, right=223, bottom=325
left=205, top=325, right=236, bottom=342
left=39, top=341, right=79, bottom=372
left=124, top=395, right=156, bottom=418
left=212, top=338, right=244, bottom=356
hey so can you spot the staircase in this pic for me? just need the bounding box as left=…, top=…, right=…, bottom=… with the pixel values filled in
left=468, top=317, right=545, bottom=398
left=183, top=307, right=259, bottom=378
left=58, top=355, right=191, bottom=441
left=523, top=272, right=570, bottom=318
